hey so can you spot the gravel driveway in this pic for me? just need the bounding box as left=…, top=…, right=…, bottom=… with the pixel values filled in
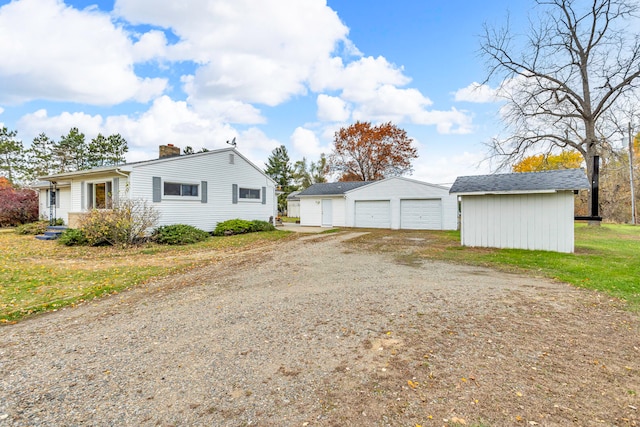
left=1, top=231, right=639, bottom=426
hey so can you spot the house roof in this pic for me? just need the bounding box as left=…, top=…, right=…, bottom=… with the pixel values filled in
left=297, top=181, right=373, bottom=196
left=449, top=168, right=589, bottom=195
left=287, top=190, right=301, bottom=200
left=38, top=147, right=275, bottom=184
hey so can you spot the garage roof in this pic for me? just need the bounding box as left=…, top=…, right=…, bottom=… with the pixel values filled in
left=297, top=181, right=373, bottom=196
left=449, top=168, right=589, bottom=195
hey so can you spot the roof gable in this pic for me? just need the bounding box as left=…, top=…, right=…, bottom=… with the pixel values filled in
left=449, top=169, right=589, bottom=194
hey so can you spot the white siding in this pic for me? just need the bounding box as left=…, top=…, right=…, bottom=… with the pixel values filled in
left=460, top=192, right=575, bottom=253
left=344, top=177, right=458, bottom=230
left=129, top=151, right=276, bottom=231
left=39, top=186, right=71, bottom=223
left=299, top=196, right=345, bottom=227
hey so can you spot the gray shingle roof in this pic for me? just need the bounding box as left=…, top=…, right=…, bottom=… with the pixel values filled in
left=449, top=169, right=589, bottom=194
left=297, top=181, right=373, bottom=196
left=287, top=191, right=301, bottom=200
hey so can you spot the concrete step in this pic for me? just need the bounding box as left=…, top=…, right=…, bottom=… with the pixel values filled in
left=35, top=226, right=68, bottom=241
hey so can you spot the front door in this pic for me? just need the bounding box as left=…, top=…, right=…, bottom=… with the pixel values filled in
left=321, top=199, right=333, bottom=226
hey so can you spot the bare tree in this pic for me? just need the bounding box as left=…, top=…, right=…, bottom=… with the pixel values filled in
left=481, top=0, right=640, bottom=216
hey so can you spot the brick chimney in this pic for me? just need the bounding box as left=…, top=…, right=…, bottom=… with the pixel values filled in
left=159, top=144, right=181, bottom=158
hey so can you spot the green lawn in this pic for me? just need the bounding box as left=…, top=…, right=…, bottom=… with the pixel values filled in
left=411, top=223, right=640, bottom=308
left=0, top=230, right=292, bottom=323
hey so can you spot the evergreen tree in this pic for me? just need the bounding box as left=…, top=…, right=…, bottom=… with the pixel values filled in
left=54, top=128, right=88, bottom=172
left=25, top=132, right=56, bottom=181
left=0, top=127, right=25, bottom=184
left=264, top=145, right=295, bottom=213
left=294, top=154, right=328, bottom=189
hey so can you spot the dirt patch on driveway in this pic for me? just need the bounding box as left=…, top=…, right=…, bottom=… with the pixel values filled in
left=1, top=231, right=639, bottom=426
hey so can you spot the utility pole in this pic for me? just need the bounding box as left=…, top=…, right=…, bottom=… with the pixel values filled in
left=629, top=122, right=636, bottom=225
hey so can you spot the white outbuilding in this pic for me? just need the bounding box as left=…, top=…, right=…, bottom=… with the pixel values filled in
left=449, top=169, right=589, bottom=253
left=297, top=177, right=458, bottom=230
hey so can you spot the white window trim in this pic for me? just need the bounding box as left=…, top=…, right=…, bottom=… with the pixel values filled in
left=162, top=179, right=200, bottom=201
left=238, top=187, right=261, bottom=202
left=87, top=180, right=113, bottom=210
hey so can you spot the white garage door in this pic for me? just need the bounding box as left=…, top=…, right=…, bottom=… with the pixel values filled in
left=400, top=199, right=442, bottom=230
left=355, top=200, right=391, bottom=228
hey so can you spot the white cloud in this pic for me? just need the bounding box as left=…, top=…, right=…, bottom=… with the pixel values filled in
left=412, top=150, right=490, bottom=185
left=290, top=127, right=327, bottom=159
left=453, top=82, right=499, bottom=103
left=351, top=85, right=432, bottom=123
left=15, top=96, right=280, bottom=166
left=412, top=108, right=474, bottom=135
left=317, top=95, right=351, bottom=122
left=115, top=0, right=350, bottom=106
left=18, top=109, right=104, bottom=144
left=0, top=0, right=166, bottom=105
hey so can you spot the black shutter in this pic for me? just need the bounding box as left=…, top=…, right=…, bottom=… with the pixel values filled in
left=201, top=181, right=207, bottom=203
left=232, top=184, right=238, bottom=204
left=152, top=177, right=161, bottom=202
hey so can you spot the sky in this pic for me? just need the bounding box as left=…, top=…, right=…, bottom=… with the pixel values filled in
left=0, top=0, right=534, bottom=185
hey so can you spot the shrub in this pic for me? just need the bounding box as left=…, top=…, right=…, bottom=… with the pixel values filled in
left=0, top=186, right=38, bottom=227
left=250, top=220, right=276, bottom=232
left=15, top=220, right=48, bottom=235
left=58, top=228, right=88, bottom=246
left=212, top=219, right=276, bottom=236
left=212, top=219, right=253, bottom=236
left=153, top=224, right=210, bottom=245
left=79, top=198, right=160, bottom=246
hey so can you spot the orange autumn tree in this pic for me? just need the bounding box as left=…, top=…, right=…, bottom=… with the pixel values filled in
left=512, top=151, right=584, bottom=173
left=328, top=121, right=418, bottom=181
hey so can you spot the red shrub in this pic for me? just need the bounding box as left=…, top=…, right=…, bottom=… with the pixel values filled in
left=0, top=184, right=39, bottom=227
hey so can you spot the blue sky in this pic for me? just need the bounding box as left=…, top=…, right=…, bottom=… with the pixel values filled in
left=0, top=0, right=532, bottom=184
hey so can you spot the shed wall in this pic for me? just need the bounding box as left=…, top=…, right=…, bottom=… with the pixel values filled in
left=460, top=192, right=575, bottom=253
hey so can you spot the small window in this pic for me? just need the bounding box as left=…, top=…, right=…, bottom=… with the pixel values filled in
left=164, top=182, right=198, bottom=197
left=239, top=187, right=261, bottom=200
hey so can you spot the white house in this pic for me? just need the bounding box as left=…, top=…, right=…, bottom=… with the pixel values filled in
left=297, top=177, right=458, bottom=230
left=37, top=145, right=278, bottom=231
left=449, top=168, right=589, bottom=253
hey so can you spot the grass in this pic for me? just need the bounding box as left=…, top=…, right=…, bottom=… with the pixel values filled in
left=0, top=230, right=292, bottom=322
left=280, top=216, right=300, bottom=223
left=350, top=223, right=640, bottom=309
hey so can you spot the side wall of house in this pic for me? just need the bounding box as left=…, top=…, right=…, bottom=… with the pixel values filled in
left=344, top=178, right=458, bottom=230
left=460, top=191, right=575, bottom=253
left=129, top=152, right=276, bottom=231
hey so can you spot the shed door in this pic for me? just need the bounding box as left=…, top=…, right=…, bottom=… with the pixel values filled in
left=321, top=199, right=333, bottom=226
left=355, top=200, right=391, bottom=228
left=400, top=199, right=442, bottom=230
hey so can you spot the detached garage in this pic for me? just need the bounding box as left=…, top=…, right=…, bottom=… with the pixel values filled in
left=449, top=169, right=589, bottom=253
left=298, top=177, right=458, bottom=230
